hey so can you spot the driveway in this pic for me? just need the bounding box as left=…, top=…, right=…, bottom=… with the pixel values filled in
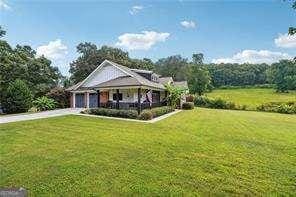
left=0, top=108, right=83, bottom=124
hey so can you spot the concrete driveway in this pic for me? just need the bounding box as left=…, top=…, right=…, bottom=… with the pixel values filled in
left=0, top=108, right=83, bottom=124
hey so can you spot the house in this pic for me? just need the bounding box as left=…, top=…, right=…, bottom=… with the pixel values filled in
left=66, top=60, right=188, bottom=113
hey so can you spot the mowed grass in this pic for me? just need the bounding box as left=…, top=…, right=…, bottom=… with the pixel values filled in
left=0, top=109, right=295, bottom=196
left=206, top=88, right=296, bottom=109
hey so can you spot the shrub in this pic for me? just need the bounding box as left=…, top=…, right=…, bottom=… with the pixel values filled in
left=138, top=110, right=153, bottom=120
left=33, top=96, right=56, bottom=111
left=257, top=102, right=296, bottom=114
left=182, top=102, right=194, bottom=110
left=140, top=106, right=175, bottom=120
left=3, top=79, right=33, bottom=113
left=46, top=87, right=70, bottom=108
left=194, top=96, right=237, bottom=110
left=84, top=108, right=138, bottom=119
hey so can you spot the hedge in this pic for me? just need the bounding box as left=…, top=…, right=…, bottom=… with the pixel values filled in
left=82, top=108, right=138, bottom=119
left=182, top=102, right=194, bottom=110
left=257, top=102, right=296, bottom=114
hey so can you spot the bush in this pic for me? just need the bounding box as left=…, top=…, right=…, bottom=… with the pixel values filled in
left=140, top=106, right=174, bottom=120
left=46, top=87, right=70, bottom=108
left=194, top=96, right=236, bottom=110
left=182, top=102, right=194, bottom=110
left=84, top=108, right=138, bottom=119
left=2, top=79, right=33, bottom=113
left=33, top=96, right=56, bottom=111
left=257, top=102, right=296, bottom=114
left=138, top=110, right=153, bottom=120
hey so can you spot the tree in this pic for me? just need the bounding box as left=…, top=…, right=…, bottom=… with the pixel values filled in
left=188, top=65, right=211, bottom=95
left=70, top=44, right=155, bottom=83
left=0, top=26, right=6, bottom=37
left=2, top=80, right=33, bottom=113
left=165, top=83, right=186, bottom=108
left=46, top=87, right=70, bottom=108
left=192, top=53, right=204, bottom=65
left=0, top=27, right=61, bottom=103
left=288, top=0, right=296, bottom=35
left=268, top=60, right=296, bottom=92
left=155, top=55, right=189, bottom=81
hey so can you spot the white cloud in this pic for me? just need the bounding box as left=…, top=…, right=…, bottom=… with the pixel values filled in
left=0, top=0, right=11, bottom=10
left=180, top=20, right=196, bottom=29
left=274, top=33, right=296, bottom=48
left=129, top=5, right=143, bottom=15
left=36, top=39, right=68, bottom=60
left=116, top=31, right=170, bottom=50
left=212, top=50, right=291, bottom=64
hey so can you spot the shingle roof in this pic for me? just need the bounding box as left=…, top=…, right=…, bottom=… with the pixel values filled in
left=68, top=60, right=167, bottom=91
left=159, top=77, right=173, bottom=85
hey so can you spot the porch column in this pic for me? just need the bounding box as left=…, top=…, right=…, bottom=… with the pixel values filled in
left=116, top=89, right=119, bottom=109
left=72, top=92, right=76, bottom=108
left=137, top=88, right=141, bottom=114
left=86, top=92, right=89, bottom=108
left=97, top=90, right=100, bottom=108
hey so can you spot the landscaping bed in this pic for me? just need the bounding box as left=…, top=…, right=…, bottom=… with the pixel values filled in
left=81, top=106, right=176, bottom=120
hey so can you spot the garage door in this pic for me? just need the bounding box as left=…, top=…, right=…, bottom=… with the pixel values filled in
left=75, top=93, right=85, bottom=108
left=89, top=93, right=98, bottom=108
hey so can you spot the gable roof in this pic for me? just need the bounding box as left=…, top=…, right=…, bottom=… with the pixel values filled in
left=67, top=60, right=165, bottom=91
left=159, top=77, right=173, bottom=85
left=174, top=81, right=188, bottom=89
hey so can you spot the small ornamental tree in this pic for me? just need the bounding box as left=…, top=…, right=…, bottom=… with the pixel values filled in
left=46, top=87, right=70, bottom=108
left=165, top=83, right=186, bottom=108
left=3, top=79, right=33, bottom=113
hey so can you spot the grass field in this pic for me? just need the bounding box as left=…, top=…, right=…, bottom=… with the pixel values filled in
left=206, top=88, right=296, bottom=109
left=1, top=109, right=295, bottom=196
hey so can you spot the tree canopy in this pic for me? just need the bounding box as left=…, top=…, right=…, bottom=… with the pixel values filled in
left=69, top=43, right=155, bottom=83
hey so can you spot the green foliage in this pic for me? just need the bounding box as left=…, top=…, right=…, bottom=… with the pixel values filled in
left=192, top=53, right=204, bottom=65
left=0, top=26, right=6, bottom=37
left=165, top=83, right=186, bottom=108
left=139, top=106, right=174, bottom=120
left=267, top=60, right=296, bottom=92
left=46, top=87, right=70, bottom=108
left=154, top=55, right=189, bottom=81
left=182, top=102, right=194, bottom=110
left=257, top=102, right=296, bottom=114
left=138, top=110, right=153, bottom=120
left=33, top=96, right=56, bottom=111
left=194, top=96, right=237, bottom=110
left=2, top=79, right=33, bottom=113
left=69, top=44, right=155, bottom=83
left=0, top=28, right=61, bottom=103
left=84, top=108, right=138, bottom=119
left=188, top=65, right=212, bottom=95
left=206, top=63, right=270, bottom=87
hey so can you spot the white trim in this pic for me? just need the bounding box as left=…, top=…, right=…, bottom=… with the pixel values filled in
left=75, top=60, right=132, bottom=90
left=86, top=92, right=90, bottom=108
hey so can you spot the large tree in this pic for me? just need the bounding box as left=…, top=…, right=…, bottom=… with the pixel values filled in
left=188, top=65, right=212, bottom=95
left=0, top=27, right=61, bottom=104
left=154, top=55, right=189, bottom=81
left=69, top=43, right=155, bottom=83
left=288, top=0, right=296, bottom=35
left=267, top=60, right=296, bottom=92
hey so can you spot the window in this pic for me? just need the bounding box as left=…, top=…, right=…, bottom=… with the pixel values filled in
left=113, top=93, right=123, bottom=101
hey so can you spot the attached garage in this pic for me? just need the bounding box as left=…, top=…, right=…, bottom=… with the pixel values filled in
left=89, top=93, right=98, bottom=108
left=75, top=93, right=85, bottom=108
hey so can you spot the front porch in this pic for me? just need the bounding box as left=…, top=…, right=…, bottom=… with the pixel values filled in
left=70, top=87, right=167, bottom=113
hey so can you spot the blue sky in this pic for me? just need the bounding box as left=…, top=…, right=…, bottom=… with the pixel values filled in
left=1, top=0, right=295, bottom=75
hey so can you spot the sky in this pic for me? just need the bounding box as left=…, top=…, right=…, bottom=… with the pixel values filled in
left=1, top=0, right=295, bottom=76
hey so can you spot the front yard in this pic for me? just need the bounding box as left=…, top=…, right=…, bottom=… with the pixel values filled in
left=0, top=108, right=295, bottom=195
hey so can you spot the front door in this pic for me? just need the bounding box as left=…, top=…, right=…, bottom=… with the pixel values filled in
left=100, top=92, right=109, bottom=104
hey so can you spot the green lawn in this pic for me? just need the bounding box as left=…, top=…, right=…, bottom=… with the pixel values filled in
left=206, top=88, right=296, bottom=109
left=0, top=109, right=295, bottom=196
